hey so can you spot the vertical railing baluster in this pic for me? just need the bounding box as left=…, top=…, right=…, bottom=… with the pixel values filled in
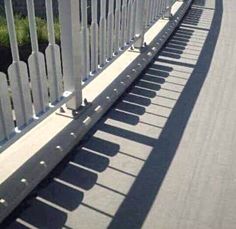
left=161, top=0, right=166, bottom=17
left=120, top=0, right=128, bottom=49
left=157, top=0, right=162, bottom=18
left=80, top=0, right=90, bottom=81
left=26, top=0, right=49, bottom=116
left=153, top=0, right=157, bottom=21
left=144, top=0, right=151, bottom=28
left=157, top=0, right=162, bottom=17
left=107, top=0, right=115, bottom=60
left=151, top=0, right=156, bottom=21
left=153, top=0, right=159, bottom=19
left=114, top=0, right=121, bottom=54
left=90, top=0, right=99, bottom=74
left=149, top=0, right=152, bottom=22
left=156, top=0, right=160, bottom=19
left=59, top=0, right=82, bottom=110
left=133, top=0, right=146, bottom=49
left=126, top=0, right=132, bottom=43
left=152, top=0, right=157, bottom=19
left=0, top=73, right=15, bottom=142
left=4, top=0, right=33, bottom=128
left=45, top=0, right=63, bottom=104
left=148, top=0, right=153, bottom=25
left=130, top=0, right=138, bottom=40
left=164, top=0, right=167, bottom=13
left=99, top=0, right=107, bottom=67
left=128, top=0, right=134, bottom=41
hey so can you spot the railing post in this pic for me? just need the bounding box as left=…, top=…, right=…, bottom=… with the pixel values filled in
left=58, top=0, right=82, bottom=111
left=163, top=0, right=173, bottom=19
left=133, top=0, right=146, bottom=50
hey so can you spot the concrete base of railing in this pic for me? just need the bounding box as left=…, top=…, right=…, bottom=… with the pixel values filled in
left=0, top=0, right=193, bottom=223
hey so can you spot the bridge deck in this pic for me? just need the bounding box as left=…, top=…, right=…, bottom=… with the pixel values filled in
left=2, top=0, right=236, bottom=228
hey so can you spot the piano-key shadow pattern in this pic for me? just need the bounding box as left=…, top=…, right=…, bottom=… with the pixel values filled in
left=1, top=0, right=222, bottom=228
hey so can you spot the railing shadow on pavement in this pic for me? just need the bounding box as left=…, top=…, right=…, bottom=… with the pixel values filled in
left=1, top=134, right=121, bottom=228
left=0, top=0, right=223, bottom=228
left=107, top=0, right=223, bottom=228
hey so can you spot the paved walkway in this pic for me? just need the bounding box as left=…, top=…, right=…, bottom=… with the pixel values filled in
left=2, top=0, right=236, bottom=228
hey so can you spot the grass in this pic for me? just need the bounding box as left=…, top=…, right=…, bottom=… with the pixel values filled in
left=0, top=13, right=61, bottom=48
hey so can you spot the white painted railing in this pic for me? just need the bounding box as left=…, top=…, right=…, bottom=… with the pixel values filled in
left=0, top=0, right=177, bottom=152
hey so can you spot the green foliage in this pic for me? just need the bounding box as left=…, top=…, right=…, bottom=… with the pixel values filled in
left=15, top=15, right=30, bottom=46
left=0, top=14, right=61, bottom=47
left=54, top=18, right=61, bottom=44
left=0, top=16, right=9, bottom=47
left=36, top=17, right=48, bottom=43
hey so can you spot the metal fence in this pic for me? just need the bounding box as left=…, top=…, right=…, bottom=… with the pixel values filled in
left=0, top=0, right=177, bottom=152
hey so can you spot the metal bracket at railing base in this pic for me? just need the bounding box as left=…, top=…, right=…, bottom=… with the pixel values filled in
left=57, top=99, right=92, bottom=119
left=162, top=13, right=173, bottom=20
left=130, top=42, right=148, bottom=53
left=162, top=5, right=173, bottom=20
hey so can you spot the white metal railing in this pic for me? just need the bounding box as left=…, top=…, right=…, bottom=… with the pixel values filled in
left=0, top=0, right=176, bottom=152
